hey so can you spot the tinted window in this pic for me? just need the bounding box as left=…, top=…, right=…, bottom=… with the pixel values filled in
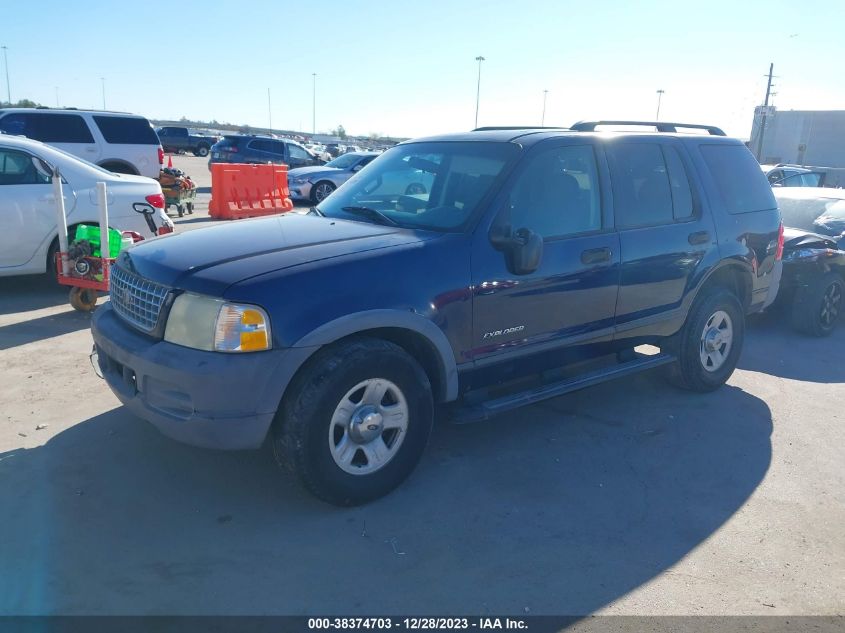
left=607, top=143, right=673, bottom=228
left=663, top=146, right=694, bottom=219
left=0, top=113, right=94, bottom=143
left=700, top=144, right=777, bottom=214
left=248, top=139, right=273, bottom=152
left=93, top=116, right=159, bottom=144
left=0, top=149, right=52, bottom=185
left=506, top=145, right=601, bottom=238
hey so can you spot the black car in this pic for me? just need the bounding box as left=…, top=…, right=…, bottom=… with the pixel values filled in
left=208, top=135, right=324, bottom=169
left=773, top=188, right=845, bottom=336
left=92, top=120, right=782, bottom=505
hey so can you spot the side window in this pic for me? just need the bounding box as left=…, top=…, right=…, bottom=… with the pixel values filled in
left=0, top=113, right=33, bottom=136
left=157, top=128, right=169, bottom=137
left=663, top=146, right=694, bottom=219
left=606, top=143, right=673, bottom=228
left=700, top=144, right=777, bottom=214
left=0, top=149, right=51, bottom=185
left=248, top=139, right=272, bottom=152
left=506, top=145, right=601, bottom=238
left=767, top=169, right=783, bottom=185
left=92, top=116, right=159, bottom=144
left=288, top=144, right=309, bottom=160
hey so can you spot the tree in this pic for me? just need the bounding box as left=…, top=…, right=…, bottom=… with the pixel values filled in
left=0, top=98, right=42, bottom=108
left=332, top=125, right=347, bottom=140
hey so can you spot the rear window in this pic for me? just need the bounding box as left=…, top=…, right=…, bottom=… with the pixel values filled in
left=93, top=116, right=159, bottom=144
left=0, top=112, right=95, bottom=143
left=700, top=144, right=776, bottom=214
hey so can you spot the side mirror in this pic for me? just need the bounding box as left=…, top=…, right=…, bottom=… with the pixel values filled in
left=489, top=225, right=543, bottom=275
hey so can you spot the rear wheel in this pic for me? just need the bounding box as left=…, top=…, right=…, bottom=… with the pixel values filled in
left=195, top=144, right=210, bottom=157
left=272, top=338, right=434, bottom=506
left=791, top=272, right=843, bottom=337
left=310, top=181, right=336, bottom=204
left=664, top=289, right=744, bottom=392
left=99, top=162, right=138, bottom=175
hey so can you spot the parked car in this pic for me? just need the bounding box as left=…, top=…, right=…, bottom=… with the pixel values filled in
left=761, top=163, right=824, bottom=187
left=91, top=121, right=782, bottom=506
left=208, top=135, right=325, bottom=169
left=0, top=133, right=173, bottom=278
left=288, top=152, right=379, bottom=202
left=156, top=126, right=220, bottom=157
left=305, top=143, right=332, bottom=162
left=0, top=108, right=163, bottom=178
left=770, top=187, right=845, bottom=336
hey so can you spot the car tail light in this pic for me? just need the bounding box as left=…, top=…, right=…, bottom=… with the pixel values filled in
left=158, top=225, right=174, bottom=235
left=121, top=231, right=145, bottom=243
left=775, top=221, right=784, bottom=261
left=145, top=193, right=165, bottom=209
left=157, top=146, right=164, bottom=165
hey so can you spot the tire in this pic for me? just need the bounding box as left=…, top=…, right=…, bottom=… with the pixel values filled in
left=195, top=144, right=210, bottom=157
left=272, top=338, right=434, bottom=506
left=99, top=162, right=138, bottom=175
left=46, top=226, right=78, bottom=287
left=664, top=288, right=744, bottom=392
left=790, top=272, right=843, bottom=337
left=310, top=181, right=336, bottom=204
left=69, top=287, right=98, bottom=312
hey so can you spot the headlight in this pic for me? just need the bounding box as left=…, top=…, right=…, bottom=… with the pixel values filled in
left=164, top=292, right=271, bottom=352
left=783, top=248, right=839, bottom=262
left=290, top=177, right=309, bottom=185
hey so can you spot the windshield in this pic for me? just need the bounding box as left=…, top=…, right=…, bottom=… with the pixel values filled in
left=777, top=195, right=845, bottom=233
left=317, top=141, right=517, bottom=232
left=325, top=153, right=365, bottom=169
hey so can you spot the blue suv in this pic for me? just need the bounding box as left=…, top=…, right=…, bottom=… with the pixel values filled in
left=91, top=121, right=783, bottom=505
left=208, top=135, right=324, bottom=169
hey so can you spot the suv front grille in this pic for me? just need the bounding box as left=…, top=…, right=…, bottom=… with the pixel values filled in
left=109, top=265, right=170, bottom=334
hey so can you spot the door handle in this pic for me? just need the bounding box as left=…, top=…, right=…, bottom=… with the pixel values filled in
left=85, top=147, right=97, bottom=153
left=688, top=231, right=711, bottom=245
left=581, top=247, right=611, bottom=265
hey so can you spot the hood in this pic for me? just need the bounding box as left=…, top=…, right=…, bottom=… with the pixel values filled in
left=288, top=166, right=339, bottom=179
left=117, top=213, right=436, bottom=295
left=782, top=226, right=840, bottom=250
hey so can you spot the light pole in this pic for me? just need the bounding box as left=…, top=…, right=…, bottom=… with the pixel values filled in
left=655, top=89, right=665, bottom=121
left=1, top=46, right=10, bottom=104
left=312, top=73, right=316, bottom=135
left=474, top=56, right=485, bottom=128
left=541, top=89, right=549, bottom=126
left=267, top=87, right=272, bottom=132
left=100, top=77, right=106, bottom=110
left=55, top=86, right=59, bottom=107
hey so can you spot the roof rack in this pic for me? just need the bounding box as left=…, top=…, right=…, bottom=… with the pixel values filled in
left=472, top=126, right=568, bottom=132
left=570, top=120, right=726, bottom=136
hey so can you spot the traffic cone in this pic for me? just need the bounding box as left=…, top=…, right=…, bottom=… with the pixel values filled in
left=167, top=154, right=173, bottom=168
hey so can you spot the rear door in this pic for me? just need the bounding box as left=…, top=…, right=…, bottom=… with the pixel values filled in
left=470, top=140, right=620, bottom=370
left=0, top=112, right=99, bottom=164
left=91, top=115, right=160, bottom=178
left=0, top=147, right=58, bottom=269
left=605, top=138, right=719, bottom=341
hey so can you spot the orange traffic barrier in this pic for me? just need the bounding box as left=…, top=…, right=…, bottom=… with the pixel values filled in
left=208, top=163, right=295, bottom=220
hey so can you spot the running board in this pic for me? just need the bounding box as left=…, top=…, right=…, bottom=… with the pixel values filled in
left=449, top=352, right=676, bottom=424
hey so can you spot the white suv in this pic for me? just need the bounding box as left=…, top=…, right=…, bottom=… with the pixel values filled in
left=0, top=109, right=163, bottom=179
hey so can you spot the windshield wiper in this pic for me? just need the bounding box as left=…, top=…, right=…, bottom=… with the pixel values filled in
left=341, top=206, right=398, bottom=226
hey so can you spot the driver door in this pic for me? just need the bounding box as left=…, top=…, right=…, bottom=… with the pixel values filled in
left=469, top=141, right=620, bottom=370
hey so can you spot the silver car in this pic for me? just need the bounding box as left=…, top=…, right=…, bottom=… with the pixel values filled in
left=288, top=152, right=379, bottom=203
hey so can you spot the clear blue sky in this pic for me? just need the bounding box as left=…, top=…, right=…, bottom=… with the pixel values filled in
left=3, top=0, right=843, bottom=139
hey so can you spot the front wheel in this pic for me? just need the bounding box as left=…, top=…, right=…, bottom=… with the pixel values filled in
left=272, top=338, right=434, bottom=506
left=310, top=181, right=336, bottom=204
left=195, top=144, right=210, bottom=157
left=664, top=289, right=744, bottom=392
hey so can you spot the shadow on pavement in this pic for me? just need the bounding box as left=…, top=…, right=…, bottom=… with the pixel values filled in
left=0, top=373, right=772, bottom=615
left=740, top=311, right=845, bottom=383
left=0, top=276, right=68, bottom=315
left=0, top=309, right=93, bottom=351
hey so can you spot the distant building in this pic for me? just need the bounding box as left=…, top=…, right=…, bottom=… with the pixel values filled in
left=750, top=108, right=845, bottom=168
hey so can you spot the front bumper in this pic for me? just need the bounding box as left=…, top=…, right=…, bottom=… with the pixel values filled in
left=91, top=303, right=313, bottom=450
left=288, top=181, right=313, bottom=200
